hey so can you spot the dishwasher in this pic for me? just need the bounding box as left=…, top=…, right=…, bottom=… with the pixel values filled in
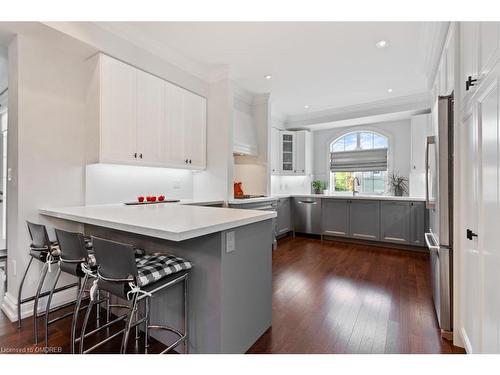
left=293, top=197, right=322, bottom=235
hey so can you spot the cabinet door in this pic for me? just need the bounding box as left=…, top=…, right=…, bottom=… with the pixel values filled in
left=280, top=132, right=295, bottom=174
left=184, top=91, right=207, bottom=169
left=322, top=199, right=349, bottom=237
left=295, top=131, right=306, bottom=175
left=277, top=198, right=291, bottom=236
left=271, top=128, right=280, bottom=175
left=100, top=55, right=137, bottom=163
left=380, top=201, right=410, bottom=244
left=164, top=82, right=187, bottom=167
left=348, top=200, right=380, bottom=241
left=409, top=202, right=426, bottom=246
left=136, top=70, right=165, bottom=164
left=461, top=22, right=478, bottom=101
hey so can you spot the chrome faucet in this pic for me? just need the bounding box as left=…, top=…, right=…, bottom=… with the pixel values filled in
left=352, top=177, right=360, bottom=195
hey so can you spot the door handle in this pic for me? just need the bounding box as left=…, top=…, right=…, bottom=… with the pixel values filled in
left=465, top=76, right=478, bottom=91
left=424, top=232, right=440, bottom=253
left=298, top=201, right=317, bottom=204
left=466, top=229, right=478, bottom=240
left=139, top=153, right=143, bottom=159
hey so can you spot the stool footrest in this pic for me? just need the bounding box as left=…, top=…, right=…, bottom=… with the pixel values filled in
left=148, top=325, right=187, bottom=354
left=20, top=282, right=79, bottom=304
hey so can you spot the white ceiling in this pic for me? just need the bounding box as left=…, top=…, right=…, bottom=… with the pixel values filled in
left=97, top=22, right=442, bottom=118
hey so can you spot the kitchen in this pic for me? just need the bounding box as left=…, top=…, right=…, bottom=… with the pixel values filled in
left=0, top=17, right=499, bottom=363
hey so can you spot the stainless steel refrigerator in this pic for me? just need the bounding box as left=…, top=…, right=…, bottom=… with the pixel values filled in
left=424, top=94, right=454, bottom=337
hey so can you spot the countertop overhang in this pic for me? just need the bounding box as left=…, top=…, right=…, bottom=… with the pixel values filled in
left=40, top=203, right=276, bottom=242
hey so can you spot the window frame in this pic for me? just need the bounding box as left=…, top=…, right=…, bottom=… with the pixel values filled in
left=327, top=129, right=393, bottom=195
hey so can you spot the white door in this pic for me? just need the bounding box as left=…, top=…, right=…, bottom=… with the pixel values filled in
left=100, top=55, right=137, bottom=163
left=164, top=82, right=187, bottom=168
left=461, top=110, right=482, bottom=353
left=136, top=70, right=165, bottom=164
left=184, top=91, right=207, bottom=169
left=477, top=68, right=500, bottom=353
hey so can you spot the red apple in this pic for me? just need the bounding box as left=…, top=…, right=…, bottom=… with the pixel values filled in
left=158, top=195, right=165, bottom=201
left=138, top=196, right=144, bottom=203
left=151, top=196, right=157, bottom=202
left=146, top=196, right=152, bottom=202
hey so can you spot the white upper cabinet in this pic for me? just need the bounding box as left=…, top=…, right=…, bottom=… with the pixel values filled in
left=295, top=130, right=312, bottom=176
left=87, top=53, right=207, bottom=170
left=136, top=69, right=165, bottom=164
left=100, top=54, right=137, bottom=163
left=183, top=90, right=207, bottom=169
left=410, top=114, right=430, bottom=173
left=270, top=127, right=280, bottom=175
left=275, top=129, right=311, bottom=176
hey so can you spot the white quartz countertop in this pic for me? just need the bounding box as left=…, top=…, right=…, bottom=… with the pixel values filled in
left=273, top=194, right=426, bottom=202
left=39, top=203, right=276, bottom=242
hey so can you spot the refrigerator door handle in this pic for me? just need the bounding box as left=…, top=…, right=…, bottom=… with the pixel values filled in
left=425, top=232, right=440, bottom=255
left=425, top=136, right=436, bottom=209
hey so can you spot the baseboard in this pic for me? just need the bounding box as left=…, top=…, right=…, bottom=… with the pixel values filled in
left=1, top=284, right=79, bottom=323
left=459, top=326, right=473, bottom=354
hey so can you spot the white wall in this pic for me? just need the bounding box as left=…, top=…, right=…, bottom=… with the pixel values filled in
left=312, top=119, right=412, bottom=193
left=2, top=31, right=92, bottom=320
left=85, top=164, right=194, bottom=205
left=271, top=175, right=311, bottom=195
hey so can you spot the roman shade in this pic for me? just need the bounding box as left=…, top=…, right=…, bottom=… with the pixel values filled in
left=330, top=148, right=388, bottom=172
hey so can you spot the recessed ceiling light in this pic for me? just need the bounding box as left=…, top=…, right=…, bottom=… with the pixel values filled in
left=376, top=40, right=389, bottom=49
left=304, top=105, right=310, bottom=109
left=264, top=75, right=272, bottom=80
left=387, top=88, right=393, bottom=93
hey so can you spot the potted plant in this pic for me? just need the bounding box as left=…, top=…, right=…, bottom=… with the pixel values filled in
left=312, top=180, right=327, bottom=194
left=388, top=171, right=409, bottom=196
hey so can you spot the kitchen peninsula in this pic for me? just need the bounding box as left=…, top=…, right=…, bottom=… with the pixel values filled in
left=40, top=203, right=276, bottom=354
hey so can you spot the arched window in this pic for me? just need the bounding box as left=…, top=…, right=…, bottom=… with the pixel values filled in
left=329, top=131, right=389, bottom=194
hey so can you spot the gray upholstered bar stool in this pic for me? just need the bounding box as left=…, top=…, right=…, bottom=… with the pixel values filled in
left=79, top=236, right=191, bottom=354
left=46, top=228, right=108, bottom=352
left=18, top=222, right=79, bottom=344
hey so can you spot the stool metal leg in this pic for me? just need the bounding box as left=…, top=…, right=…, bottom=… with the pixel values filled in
left=120, top=293, right=138, bottom=354
left=17, top=257, right=34, bottom=328
left=106, top=292, right=111, bottom=323
left=44, top=267, right=62, bottom=347
left=71, top=274, right=88, bottom=354
left=144, top=297, right=150, bottom=352
left=184, top=275, right=189, bottom=354
left=33, top=262, right=49, bottom=345
left=96, top=289, right=101, bottom=324
left=79, top=294, right=95, bottom=354
left=135, top=308, right=140, bottom=341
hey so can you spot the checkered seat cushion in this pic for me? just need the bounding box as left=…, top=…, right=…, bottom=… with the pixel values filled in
left=136, top=254, right=192, bottom=287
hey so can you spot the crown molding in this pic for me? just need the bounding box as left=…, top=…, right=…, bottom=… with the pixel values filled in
left=93, top=22, right=217, bottom=83
left=420, top=22, right=450, bottom=89
left=285, top=91, right=432, bottom=130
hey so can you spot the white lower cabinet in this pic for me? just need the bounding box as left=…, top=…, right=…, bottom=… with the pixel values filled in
left=87, top=53, right=207, bottom=170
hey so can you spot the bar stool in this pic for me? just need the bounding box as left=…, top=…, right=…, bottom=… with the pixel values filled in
left=43, top=228, right=108, bottom=352
left=79, top=236, right=191, bottom=354
left=18, top=222, right=79, bottom=344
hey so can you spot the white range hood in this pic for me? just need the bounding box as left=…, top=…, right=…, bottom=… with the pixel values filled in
left=233, top=108, right=258, bottom=156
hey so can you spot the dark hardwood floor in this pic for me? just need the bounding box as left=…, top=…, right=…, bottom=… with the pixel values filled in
left=0, top=236, right=465, bottom=354
left=248, top=236, right=465, bottom=354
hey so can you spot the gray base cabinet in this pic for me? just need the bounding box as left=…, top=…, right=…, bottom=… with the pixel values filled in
left=380, top=201, right=411, bottom=244
left=348, top=200, right=380, bottom=241
left=277, top=198, right=292, bottom=236
left=322, top=199, right=349, bottom=237
left=409, top=202, right=426, bottom=246
left=320, top=198, right=427, bottom=247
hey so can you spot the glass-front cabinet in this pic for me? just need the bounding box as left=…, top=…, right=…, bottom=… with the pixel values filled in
left=280, top=131, right=295, bottom=174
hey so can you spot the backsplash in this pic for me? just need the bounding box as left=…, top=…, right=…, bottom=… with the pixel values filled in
left=86, top=164, right=194, bottom=205
left=271, top=175, right=312, bottom=195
